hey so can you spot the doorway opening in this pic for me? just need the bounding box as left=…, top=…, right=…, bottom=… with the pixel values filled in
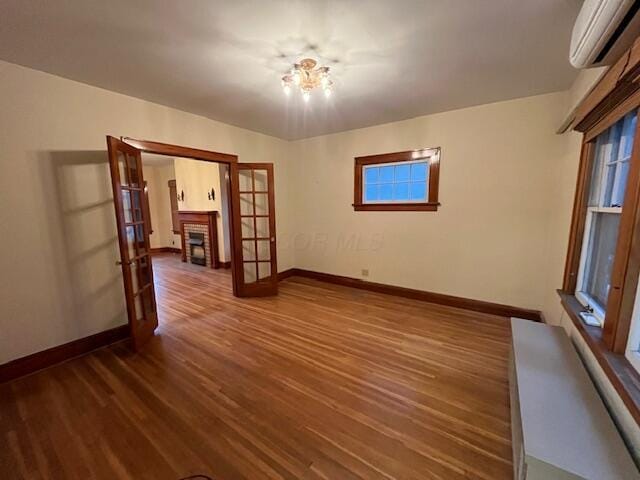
left=141, top=153, right=234, bottom=325
left=107, top=136, right=278, bottom=350
left=142, top=154, right=232, bottom=268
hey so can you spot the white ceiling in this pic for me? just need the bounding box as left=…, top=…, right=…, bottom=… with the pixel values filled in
left=0, top=0, right=582, bottom=140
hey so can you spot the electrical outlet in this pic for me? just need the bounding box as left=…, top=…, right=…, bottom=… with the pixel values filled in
left=361, top=269, right=369, bottom=277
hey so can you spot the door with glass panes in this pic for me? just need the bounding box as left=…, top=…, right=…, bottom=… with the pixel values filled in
left=107, top=136, right=158, bottom=349
left=230, top=163, right=278, bottom=296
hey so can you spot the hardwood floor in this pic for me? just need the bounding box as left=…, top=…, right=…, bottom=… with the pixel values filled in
left=0, top=253, right=513, bottom=480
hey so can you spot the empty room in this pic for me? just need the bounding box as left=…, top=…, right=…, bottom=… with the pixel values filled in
left=2, top=1, right=640, bottom=479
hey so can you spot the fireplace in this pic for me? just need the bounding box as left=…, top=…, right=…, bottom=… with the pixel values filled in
left=178, top=211, right=220, bottom=269
left=188, top=232, right=206, bottom=266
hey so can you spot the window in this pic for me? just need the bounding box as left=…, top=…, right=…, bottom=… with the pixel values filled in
left=561, top=36, right=640, bottom=429
left=353, top=148, right=440, bottom=211
left=575, top=112, right=637, bottom=326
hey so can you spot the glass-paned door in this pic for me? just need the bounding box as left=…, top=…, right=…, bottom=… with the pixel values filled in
left=230, top=163, right=277, bottom=297
left=107, top=136, right=158, bottom=349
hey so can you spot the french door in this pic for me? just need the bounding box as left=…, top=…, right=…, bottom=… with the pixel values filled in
left=107, top=137, right=279, bottom=349
left=107, top=136, right=158, bottom=349
left=230, top=163, right=278, bottom=296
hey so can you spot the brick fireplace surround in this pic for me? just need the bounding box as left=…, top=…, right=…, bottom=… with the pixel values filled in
left=178, top=210, right=220, bottom=269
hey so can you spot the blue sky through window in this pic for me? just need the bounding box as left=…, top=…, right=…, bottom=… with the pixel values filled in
left=363, top=160, right=429, bottom=203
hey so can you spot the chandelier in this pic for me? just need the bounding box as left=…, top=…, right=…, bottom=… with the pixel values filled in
left=281, top=58, right=333, bottom=102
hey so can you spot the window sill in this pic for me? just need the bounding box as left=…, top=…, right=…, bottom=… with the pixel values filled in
left=558, top=290, right=640, bottom=425
left=352, top=202, right=440, bottom=212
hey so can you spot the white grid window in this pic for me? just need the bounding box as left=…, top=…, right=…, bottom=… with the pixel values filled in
left=576, top=111, right=637, bottom=327
left=363, top=159, right=429, bottom=204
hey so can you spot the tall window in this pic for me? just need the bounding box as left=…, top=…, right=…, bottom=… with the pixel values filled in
left=353, top=148, right=440, bottom=211
left=576, top=111, right=637, bottom=326
left=561, top=40, right=640, bottom=423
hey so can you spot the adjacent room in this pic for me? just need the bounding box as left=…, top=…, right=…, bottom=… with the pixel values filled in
left=141, top=152, right=235, bottom=335
left=2, top=1, right=640, bottom=479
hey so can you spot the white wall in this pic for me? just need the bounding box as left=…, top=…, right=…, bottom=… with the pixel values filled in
left=145, top=162, right=181, bottom=250
left=288, top=92, right=568, bottom=311
left=0, top=60, right=294, bottom=364
left=174, top=158, right=230, bottom=262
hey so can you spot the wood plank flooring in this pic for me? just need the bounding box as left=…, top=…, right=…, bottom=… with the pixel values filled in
left=0, top=253, right=513, bottom=479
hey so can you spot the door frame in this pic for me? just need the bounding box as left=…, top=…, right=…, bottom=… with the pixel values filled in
left=121, top=137, right=242, bottom=295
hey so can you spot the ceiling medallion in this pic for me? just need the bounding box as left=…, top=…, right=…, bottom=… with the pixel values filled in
left=281, top=58, right=333, bottom=102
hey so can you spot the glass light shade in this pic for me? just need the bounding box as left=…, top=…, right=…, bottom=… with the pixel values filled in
left=303, top=91, right=310, bottom=102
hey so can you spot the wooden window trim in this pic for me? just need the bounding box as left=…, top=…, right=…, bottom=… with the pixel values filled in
left=143, top=180, right=152, bottom=234
left=562, top=141, right=594, bottom=294
left=573, top=36, right=640, bottom=134
left=353, top=148, right=441, bottom=212
left=561, top=35, right=640, bottom=426
left=168, top=179, right=180, bottom=234
left=563, top=100, right=640, bottom=352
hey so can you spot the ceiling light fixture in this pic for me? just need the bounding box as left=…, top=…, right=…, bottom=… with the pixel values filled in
left=282, top=58, right=333, bottom=101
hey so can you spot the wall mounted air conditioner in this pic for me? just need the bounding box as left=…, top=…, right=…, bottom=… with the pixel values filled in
left=570, top=0, right=640, bottom=68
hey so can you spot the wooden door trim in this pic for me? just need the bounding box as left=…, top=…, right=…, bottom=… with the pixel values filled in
left=168, top=179, right=180, bottom=234
left=265, top=164, right=277, bottom=288
left=230, top=163, right=242, bottom=296
left=122, top=137, right=238, bottom=164
left=120, top=135, right=238, bottom=300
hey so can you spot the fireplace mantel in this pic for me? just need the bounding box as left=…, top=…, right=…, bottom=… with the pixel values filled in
left=178, top=210, right=220, bottom=269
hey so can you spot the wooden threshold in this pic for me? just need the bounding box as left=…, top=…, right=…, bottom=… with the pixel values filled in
left=0, top=325, right=129, bottom=383
left=278, top=268, right=543, bottom=322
